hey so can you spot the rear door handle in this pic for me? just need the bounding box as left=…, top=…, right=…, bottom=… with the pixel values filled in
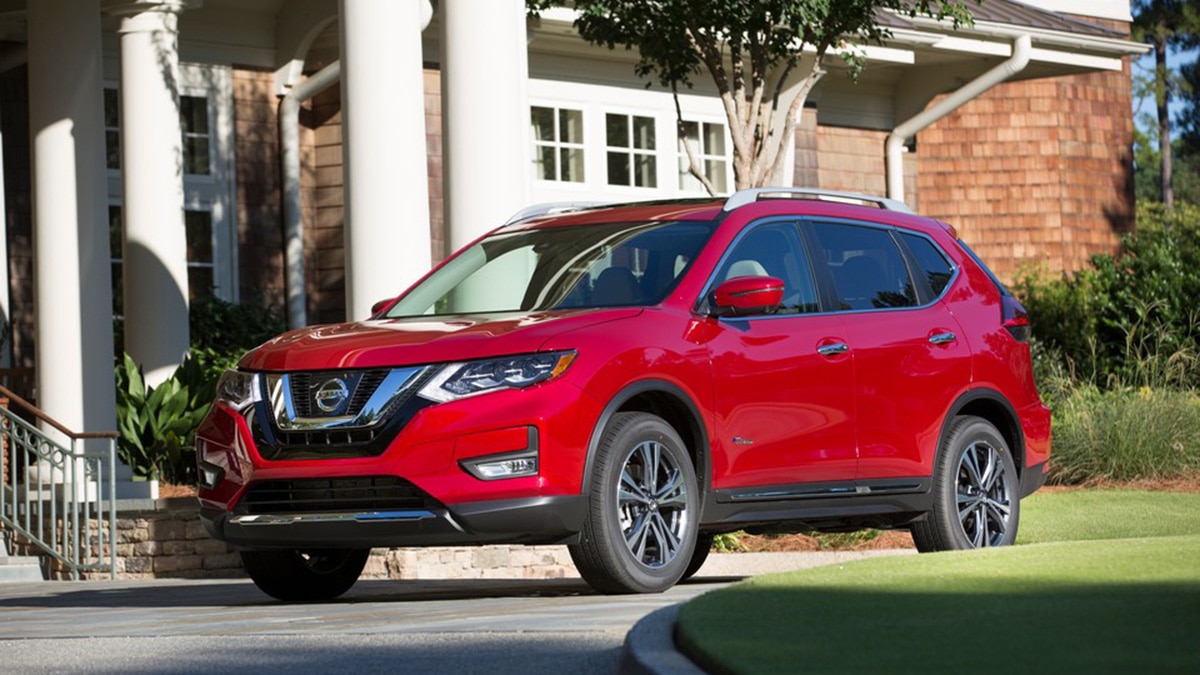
left=817, top=342, right=849, bottom=356
left=928, top=331, right=957, bottom=345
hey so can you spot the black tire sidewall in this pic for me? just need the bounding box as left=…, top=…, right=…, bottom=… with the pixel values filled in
left=925, top=416, right=1020, bottom=551
left=581, top=412, right=699, bottom=593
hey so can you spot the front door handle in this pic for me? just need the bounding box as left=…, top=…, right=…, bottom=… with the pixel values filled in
left=928, top=331, right=957, bottom=345
left=817, top=342, right=849, bottom=356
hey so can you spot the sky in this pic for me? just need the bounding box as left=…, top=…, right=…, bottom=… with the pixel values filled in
left=1132, top=46, right=1199, bottom=137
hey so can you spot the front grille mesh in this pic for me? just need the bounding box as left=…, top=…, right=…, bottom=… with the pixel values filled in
left=238, top=477, right=437, bottom=515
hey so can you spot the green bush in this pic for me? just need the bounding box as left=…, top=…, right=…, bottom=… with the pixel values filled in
left=115, top=298, right=286, bottom=484
left=1018, top=201, right=1200, bottom=389
left=1048, top=385, right=1200, bottom=485
left=115, top=353, right=214, bottom=484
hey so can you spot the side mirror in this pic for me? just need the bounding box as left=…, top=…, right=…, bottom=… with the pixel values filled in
left=711, top=276, right=784, bottom=317
left=370, top=297, right=396, bottom=317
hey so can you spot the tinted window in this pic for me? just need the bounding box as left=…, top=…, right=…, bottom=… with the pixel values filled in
left=900, top=233, right=955, bottom=297
left=811, top=222, right=916, bottom=310
left=714, top=221, right=818, bottom=314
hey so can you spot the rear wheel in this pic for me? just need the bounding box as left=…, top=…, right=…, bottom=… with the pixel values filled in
left=240, top=548, right=370, bottom=601
left=912, top=415, right=1020, bottom=552
left=569, top=412, right=699, bottom=594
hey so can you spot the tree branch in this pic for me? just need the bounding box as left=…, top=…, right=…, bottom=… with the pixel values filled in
left=673, top=86, right=718, bottom=197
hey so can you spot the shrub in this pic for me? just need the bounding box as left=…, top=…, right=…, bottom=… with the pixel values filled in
left=114, top=298, right=286, bottom=484
left=1049, top=385, right=1200, bottom=484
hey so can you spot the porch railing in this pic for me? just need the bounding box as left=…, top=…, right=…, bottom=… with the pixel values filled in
left=0, top=385, right=117, bottom=580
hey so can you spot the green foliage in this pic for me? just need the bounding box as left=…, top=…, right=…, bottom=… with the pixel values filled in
left=188, top=296, right=286, bottom=375
left=114, top=298, right=284, bottom=484
left=1050, top=385, right=1200, bottom=484
left=114, top=353, right=215, bottom=484
left=1019, top=201, right=1200, bottom=389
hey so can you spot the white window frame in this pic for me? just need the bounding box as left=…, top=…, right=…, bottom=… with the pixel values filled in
left=104, top=62, right=238, bottom=303
left=527, top=78, right=733, bottom=203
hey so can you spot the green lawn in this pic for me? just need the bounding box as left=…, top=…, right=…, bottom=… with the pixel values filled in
left=677, top=491, right=1200, bottom=675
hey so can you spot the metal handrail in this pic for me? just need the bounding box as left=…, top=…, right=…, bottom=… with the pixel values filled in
left=0, top=384, right=117, bottom=580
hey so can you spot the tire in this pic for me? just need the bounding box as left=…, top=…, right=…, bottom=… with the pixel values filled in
left=240, top=548, right=371, bottom=601
left=912, top=415, right=1020, bottom=552
left=569, top=412, right=699, bottom=594
left=681, top=532, right=714, bottom=582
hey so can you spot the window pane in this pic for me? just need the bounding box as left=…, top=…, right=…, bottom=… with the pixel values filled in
left=535, top=145, right=557, bottom=180
left=188, top=266, right=215, bottom=301
left=104, top=89, right=120, bottom=127
left=111, top=262, right=124, bottom=317
left=559, top=109, right=583, bottom=143
left=632, top=116, right=655, bottom=150
left=530, top=106, right=555, bottom=142
left=106, top=131, right=121, bottom=170
left=705, top=160, right=727, bottom=193
left=180, top=96, right=209, bottom=134
left=108, top=206, right=122, bottom=259
left=606, top=113, right=628, bottom=147
left=185, top=210, right=213, bottom=262
left=560, top=147, right=584, bottom=182
left=633, top=154, right=656, bottom=188
left=704, top=122, right=725, bottom=155
left=812, top=223, right=917, bottom=310
left=901, top=233, right=955, bottom=297
left=716, top=222, right=818, bottom=314
left=607, top=151, right=630, bottom=186
left=184, top=137, right=211, bottom=175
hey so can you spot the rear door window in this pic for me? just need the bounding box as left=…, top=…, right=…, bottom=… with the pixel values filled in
left=808, top=222, right=917, bottom=311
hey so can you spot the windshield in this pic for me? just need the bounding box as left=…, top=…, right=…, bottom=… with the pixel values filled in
left=385, top=220, right=715, bottom=318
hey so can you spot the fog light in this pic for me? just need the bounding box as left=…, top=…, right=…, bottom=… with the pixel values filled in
left=460, top=449, right=538, bottom=481
left=198, top=460, right=225, bottom=490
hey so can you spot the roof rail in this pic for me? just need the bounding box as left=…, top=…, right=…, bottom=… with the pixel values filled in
left=722, top=188, right=914, bottom=214
left=502, top=201, right=609, bottom=226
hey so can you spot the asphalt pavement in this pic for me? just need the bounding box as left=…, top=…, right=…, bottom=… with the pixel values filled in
left=0, top=549, right=914, bottom=674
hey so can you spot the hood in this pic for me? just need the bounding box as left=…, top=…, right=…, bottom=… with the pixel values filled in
left=238, top=308, right=642, bottom=371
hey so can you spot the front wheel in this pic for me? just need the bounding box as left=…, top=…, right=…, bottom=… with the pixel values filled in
left=240, top=548, right=371, bottom=601
left=569, top=412, right=699, bottom=594
left=912, top=415, right=1020, bottom=552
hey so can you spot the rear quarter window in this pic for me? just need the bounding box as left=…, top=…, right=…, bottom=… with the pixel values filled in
left=899, top=233, right=955, bottom=298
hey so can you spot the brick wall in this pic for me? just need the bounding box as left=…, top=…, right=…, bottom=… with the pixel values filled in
left=815, top=124, right=919, bottom=206
left=917, top=20, right=1134, bottom=281
left=232, top=67, right=287, bottom=309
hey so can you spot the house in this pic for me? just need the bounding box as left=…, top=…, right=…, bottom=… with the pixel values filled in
left=0, top=0, right=1144, bottom=496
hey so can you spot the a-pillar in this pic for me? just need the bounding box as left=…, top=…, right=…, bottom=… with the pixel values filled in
left=27, top=2, right=117, bottom=450
left=441, top=0, right=529, bottom=250
left=116, top=1, right=192, bottom=387
left=339, top=0, right=432, bottom=320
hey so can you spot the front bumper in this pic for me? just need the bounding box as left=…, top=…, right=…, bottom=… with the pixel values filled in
left=201, top=495, right=587, bottom=550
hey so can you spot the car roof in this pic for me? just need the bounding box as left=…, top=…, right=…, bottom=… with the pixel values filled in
left=501, top=190, right=954, bottom=239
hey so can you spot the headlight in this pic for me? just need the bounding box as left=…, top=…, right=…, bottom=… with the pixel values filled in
left=216, top=369, right=257, bottom=412
left=418, top=351, right=576, bottom=403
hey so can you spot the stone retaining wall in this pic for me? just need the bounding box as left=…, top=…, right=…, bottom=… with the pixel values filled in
left=39, top=498, right=579, bottom=581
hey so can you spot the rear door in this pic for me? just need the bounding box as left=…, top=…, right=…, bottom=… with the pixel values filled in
left=804, top=220, right=971, bottom=482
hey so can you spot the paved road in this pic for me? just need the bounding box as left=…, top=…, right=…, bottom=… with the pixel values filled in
left=0, top=550, right=913, bottom=674
left=0, top=575, right=722, bottom=674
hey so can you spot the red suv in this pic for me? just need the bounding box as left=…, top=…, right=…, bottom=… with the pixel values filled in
left=196, top=188, right=1050, bottom=600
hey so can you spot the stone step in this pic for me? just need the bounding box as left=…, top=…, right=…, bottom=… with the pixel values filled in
left=0, top=556, right=44, bottom=582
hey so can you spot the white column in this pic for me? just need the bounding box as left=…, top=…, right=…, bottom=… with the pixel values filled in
left=441, top=0, right=529, bottom=250
left=116, top=1, right=191, bottom=386
left=27, top=1, right=116, bottom=439
left=339, top=0, right=432, bottom=320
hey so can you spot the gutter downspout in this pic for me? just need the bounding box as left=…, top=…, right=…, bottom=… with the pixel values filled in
left=280, top=61, right=340, bottom=329
left=886, top=34, right=1032, bottom=203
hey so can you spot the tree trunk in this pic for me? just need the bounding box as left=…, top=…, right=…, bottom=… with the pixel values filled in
left=1157, top=29, right=1174, bottom=209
